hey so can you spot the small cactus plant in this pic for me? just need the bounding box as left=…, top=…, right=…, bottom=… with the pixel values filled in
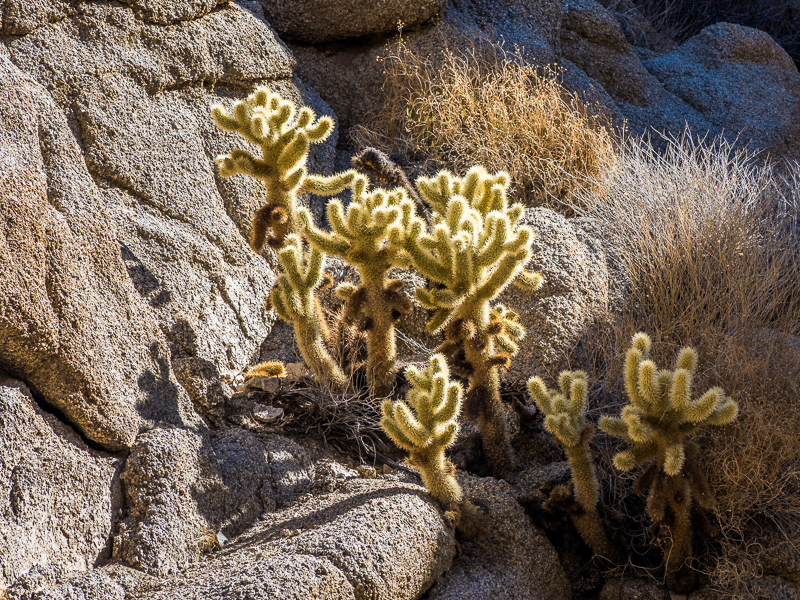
left=269, top=235, right=347, bottom=391
left=211, top=88, right=355, bottom=251
left=381, top=354, right=464, bottom=507
left=299, top=174, right=414, bottom=396
left=244, top=360, right=287, bottom=379
left=528, top=371, right=622, bottom=563
left=400, top=166, right=543, bottom=477
left=599, top=333, right=738, bottom=593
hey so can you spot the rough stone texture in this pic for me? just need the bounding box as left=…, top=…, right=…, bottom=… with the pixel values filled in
left=3, top=2, right=332, bottom=383
left=689, top=576, right=800, bottom=600
left=113, top=425, right=314, bottom=575
left=0, top=53, right=195, bottom=450
left=644, top=22, right=800, bottom=159
left=560, top=0, right=656, bottom=106
left=600, top=578, right=671, bottom=600
left=171, top=356, right=229, bottom=423
left=115, top=0, right=225, bottom=25
left=130, top=477, right=456, bottom=600
left=261, top=0, right=447, bottom=44
left=427, top=474, right=571, bottom=600
left=289, top=0, right=800, bottom=161
left=500, top=208, right=609, bottom=379
left=0, top=375, right=121, bottom=589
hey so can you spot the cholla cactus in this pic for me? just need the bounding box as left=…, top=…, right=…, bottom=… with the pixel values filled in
left=400, top=166, right=543, bottom=477
left=270, top=235, right=346, bottom=391
left=528, top=371, right=622, bottom=562
left=299, top=174, right=414, bottom=396
left=244, top=360, right=287, bottom=379
left=211, top=88, right=355, bottom=251
left=381, top=354, right=464, bottom=508
left=599, top=333, right=738, bottom=593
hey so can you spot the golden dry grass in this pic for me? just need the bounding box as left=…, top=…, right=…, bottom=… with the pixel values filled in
left=574, top=134, right=800, bottom=595
left=352, top=38, right=616, bottom=211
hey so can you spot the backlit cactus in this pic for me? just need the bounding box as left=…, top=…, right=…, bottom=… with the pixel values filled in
left=381, top=354, right=465, bottom=508
left=211, top=88, right=355, bottom=251
left=401, top=166, right=543, bottom=477
left=270, top=235, right=347, bottom=391
left=528, top=371, right=622, bottom=562
left=599, top=333, right=738, bottom=593
left=299, top=174, right=414, bottom=396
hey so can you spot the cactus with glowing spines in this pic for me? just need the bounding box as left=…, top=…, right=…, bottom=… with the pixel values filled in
left=599, top=333, right=738, bottom=594
left=527, top=371, right=622, bottom=562
left=298, top=174, right=414, bottom=396
left=269, top=235, right=347, bottom=391
left=211, top=88, right=355, bottom=251
left=402, top=166, right=544, bottom=478
left=381, top=354, right=466, bottom=509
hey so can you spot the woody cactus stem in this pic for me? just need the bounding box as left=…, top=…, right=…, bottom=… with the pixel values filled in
left=381, top=354, right=465, bottom=508
left=401, top=166, right=543, bottom=477
left=528, top=371, right=622, bottom=563
left=599, top=333, right=738, bottom=594
left=299, top=174, right=413, bottom=396
left=269, top=235, right=347, bottom=391
left=211, top=88, right=355, bottom=251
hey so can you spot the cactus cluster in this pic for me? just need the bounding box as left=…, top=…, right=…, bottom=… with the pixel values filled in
left=528, top=371, right=621, bottom=562
left=212, top=90, right=741, bottom=592
left=599, top=333, right=738, bottom=593
left=299, top=174, right=414, bottom=396
left=399, top=166, right=543, bottom=477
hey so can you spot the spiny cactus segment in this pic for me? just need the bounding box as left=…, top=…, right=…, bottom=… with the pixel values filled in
left=599, top=332, right=738, bottom=593
left=269, top=235, right=347, bottom=391
left=299, top=174, right=415, bottom=396
left=211, top=88, right=355, bottom=251
left=244, top=360, right=287, bottom=380
left=381, top=354, right=484, bottom=534
left=401, top=166, right=543, bottom=477
left=528, top=371, right=622, bottom=562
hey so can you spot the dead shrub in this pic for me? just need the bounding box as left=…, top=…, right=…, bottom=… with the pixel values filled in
left=352, top=38, right=616, bottom=212
left=574, top=133, right=800, bottom=595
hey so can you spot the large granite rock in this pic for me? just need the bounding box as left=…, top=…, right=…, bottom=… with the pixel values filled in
left=427, top=474, right=571, bottom=600
left=5, top=2, right=288, bottom=373
left=644, top=22, right=800, bottom=159
left=501, top=208, right=610, bottom=379
left=113, top=425, right=315, bottom=575
left=129, top=477, right=456, bottom=600
left=0, top=375, right=121, bottom=589
left=287, top=0, right=800, bottom=160
left=1, top=1, right=342, bottom=449
left=0, top=52, right=194, bottom=450
left=261, top=0, right=447, bottom=44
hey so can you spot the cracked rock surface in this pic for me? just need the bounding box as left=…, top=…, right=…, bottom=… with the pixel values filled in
left=0, top=375, right=122, bottom=589
left=0, top=0, right=337, bottom=450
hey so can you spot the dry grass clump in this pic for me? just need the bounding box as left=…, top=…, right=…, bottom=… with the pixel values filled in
left=352, top=38, right=616, bottom=211
left=574, top=133, right=800, bottom=595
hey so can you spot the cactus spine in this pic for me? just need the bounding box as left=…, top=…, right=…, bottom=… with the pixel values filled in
left=211, top=87, right=355, bottom=251
left=528, top=371, right=622, bottom=563
left=299, top=174, right=414, bottom=396
left=599, top=333, right=738, bottom=593
left=402, top=166, right=543, bottom=477
left=269, top=235, right=347, bottom=391
left=381, top=354, right=465, bottom=508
